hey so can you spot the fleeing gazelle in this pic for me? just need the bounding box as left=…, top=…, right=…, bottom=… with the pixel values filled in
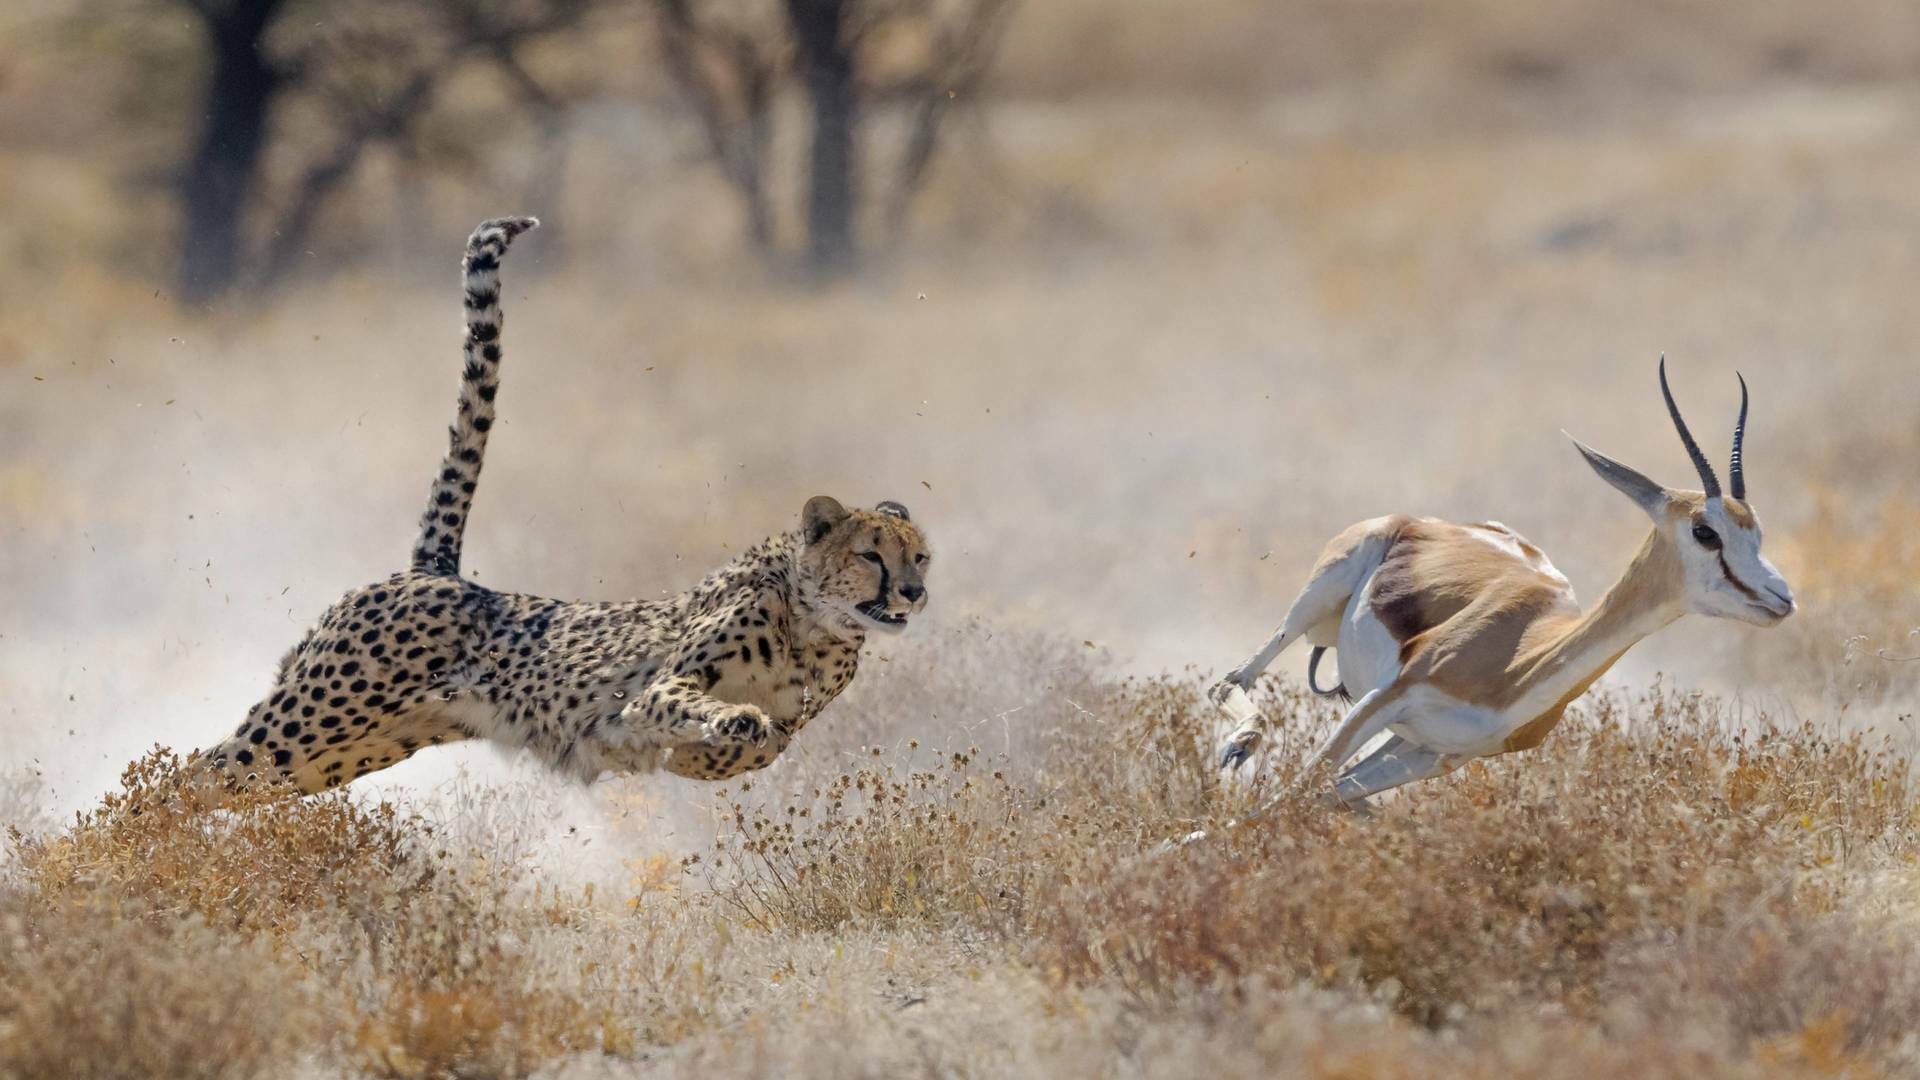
left=1210, top=360, right=1794, bottom=809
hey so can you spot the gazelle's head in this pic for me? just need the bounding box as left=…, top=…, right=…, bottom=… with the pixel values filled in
left=1567, top=359, right=1795, bottom=627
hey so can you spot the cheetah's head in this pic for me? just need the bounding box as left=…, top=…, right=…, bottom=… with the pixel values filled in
left=796, top=495, right=930, bottom=637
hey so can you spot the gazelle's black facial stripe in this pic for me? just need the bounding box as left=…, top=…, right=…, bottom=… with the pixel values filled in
left=1716, top=552, right=1768, bottom=605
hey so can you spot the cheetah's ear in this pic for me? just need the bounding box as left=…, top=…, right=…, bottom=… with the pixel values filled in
left=875, top=501, right=911, bottom=522
left=802, top=495, right=850, bottom=544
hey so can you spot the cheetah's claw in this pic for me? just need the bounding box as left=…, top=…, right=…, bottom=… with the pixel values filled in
left=712, top=706, right=772, bottom=746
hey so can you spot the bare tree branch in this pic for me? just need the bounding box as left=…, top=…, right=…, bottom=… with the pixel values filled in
left=880, top=0, right=1016, bottom=241
left=654, top=0, right=784, bottom=251
left=650, top=0, right=1016, bottom=270
left=256, top=67, right=445, bottom=289
left=254, top=0, right=601, bottom=293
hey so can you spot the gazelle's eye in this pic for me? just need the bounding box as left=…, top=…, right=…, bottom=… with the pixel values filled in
left=1691, top=522, right=1722, bottom=549
left=859, top=551, right=884, bottom=564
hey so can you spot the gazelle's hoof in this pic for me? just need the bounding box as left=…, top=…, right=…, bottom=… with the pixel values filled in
left=1218, top=729, right=1261, bottom=771
left=1322, top=789, right=1375, bottom=817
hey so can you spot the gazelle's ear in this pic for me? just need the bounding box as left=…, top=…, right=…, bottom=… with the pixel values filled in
left=802, top=495, right=850, bottom=544
left=1565, top=432, right=1670, bottom=520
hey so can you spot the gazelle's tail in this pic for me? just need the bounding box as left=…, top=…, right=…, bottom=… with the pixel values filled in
left=1306, top=646, right=1352, bottom=703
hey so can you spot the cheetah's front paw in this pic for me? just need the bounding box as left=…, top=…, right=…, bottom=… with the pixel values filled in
left=707, top=704, right=772, bottom=746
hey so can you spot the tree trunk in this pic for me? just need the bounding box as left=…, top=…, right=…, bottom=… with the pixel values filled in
left=177, top=0, right=287, bottom=305
left=740, top=100, right=776, bottom=254
left=785, top=0, right=857, bottom=274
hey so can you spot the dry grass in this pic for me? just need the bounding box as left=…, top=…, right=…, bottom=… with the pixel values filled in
left=1033, top=685, right=1916, bottom=1021
left=7, top=659, right=1920, bottom=1077
left=4, top=752, right=632, bottom=1077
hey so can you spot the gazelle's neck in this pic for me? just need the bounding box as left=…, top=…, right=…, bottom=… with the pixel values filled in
left=1514, top=529, right=1686, bottom=714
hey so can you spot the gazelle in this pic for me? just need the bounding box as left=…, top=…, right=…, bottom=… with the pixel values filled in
left=1209, top=361, right=1794, bottom=809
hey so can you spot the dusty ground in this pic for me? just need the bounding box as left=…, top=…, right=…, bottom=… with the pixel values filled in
left=5, top=0, right=1920, bottom=1075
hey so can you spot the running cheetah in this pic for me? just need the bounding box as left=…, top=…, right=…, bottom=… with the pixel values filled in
left=198, top=216, right=931, bottom=792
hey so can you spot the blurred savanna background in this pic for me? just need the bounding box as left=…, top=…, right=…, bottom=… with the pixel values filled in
left=6, top=0, right=1920, bottom=1076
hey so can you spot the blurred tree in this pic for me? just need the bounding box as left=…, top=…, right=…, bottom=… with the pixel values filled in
left=654, top=0, right=1016, bottom=276
left=174, top=0, right=292, bottom=304
left=169, top=0, right=599, bottom=304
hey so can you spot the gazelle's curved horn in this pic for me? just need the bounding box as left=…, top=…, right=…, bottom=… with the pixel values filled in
left=1658, top=356, right=1720, bottom=498
left=1729, top=372, right=1749, bottom=500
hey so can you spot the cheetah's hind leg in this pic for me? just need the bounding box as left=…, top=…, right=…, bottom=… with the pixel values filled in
left=206, top=692, right=473, bottom=794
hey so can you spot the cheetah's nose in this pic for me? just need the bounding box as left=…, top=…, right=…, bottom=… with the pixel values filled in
left=899, top=584, right=926, bottom=603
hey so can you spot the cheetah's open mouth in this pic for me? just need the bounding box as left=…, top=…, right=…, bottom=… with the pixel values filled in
left=855, top=600, right=910, bottom=632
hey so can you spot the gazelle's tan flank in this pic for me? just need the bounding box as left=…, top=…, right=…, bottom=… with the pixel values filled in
left=1210, top=360, right=1794, bottom=809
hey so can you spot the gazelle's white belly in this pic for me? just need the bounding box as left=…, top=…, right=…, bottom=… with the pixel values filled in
left=1382, top=684, right=1516, bottom=756
left=1336, top=572, right=1403, bottom=698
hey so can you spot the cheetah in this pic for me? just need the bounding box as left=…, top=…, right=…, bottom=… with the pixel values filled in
left=197, top=216, right=931, bottom=792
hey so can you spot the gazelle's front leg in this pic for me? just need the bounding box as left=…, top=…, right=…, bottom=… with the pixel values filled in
left=1213, top=621, right=1340, bottom=768
left=1210, top=525, right=1385, bottom=769
left=1212, top=622, right=1292, bottom=769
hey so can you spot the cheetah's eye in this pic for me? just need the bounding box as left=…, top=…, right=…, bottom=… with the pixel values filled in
left=859, top=551, right=884, bottom=564
left=1691, top=522, right=1721, bottom=549
left=913, top=553, right=928, bottom=566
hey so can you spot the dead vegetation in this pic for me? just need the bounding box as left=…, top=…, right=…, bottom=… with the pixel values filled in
left=7, top=649, right=1919, bottom=1077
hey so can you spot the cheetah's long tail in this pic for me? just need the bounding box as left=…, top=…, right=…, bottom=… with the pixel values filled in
left=411, top=216, right=539, bottom=575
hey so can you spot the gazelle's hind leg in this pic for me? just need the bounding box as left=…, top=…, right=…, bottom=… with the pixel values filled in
left=1332, top=735, right=1462, bottom=808
left=1212, top=518, right=1400, bottom=769
left=1301, top=686, right=1404, bottom=780
left=1225, top=688, right=1407, bottom=828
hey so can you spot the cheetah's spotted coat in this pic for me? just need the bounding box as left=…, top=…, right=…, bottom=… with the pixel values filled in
left=200, top=217, right=931, bottom=791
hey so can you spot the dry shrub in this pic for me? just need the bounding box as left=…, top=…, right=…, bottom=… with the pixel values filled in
left=342, top=873, right=635, bottom=1079
left=1026, top=681, right=1920, bottom=1030
left=0, top=885, right=320, bottom=1078
left=578, top=963, right=1862, bottom=1080
left=690, top=667, right=1920, bottom=1070
left=6, top=749, right=632, bottom=1079
left=1095, top=979, right=1864, bottom=1080
left=1608, top=914, right=1920, bottom=1075
left=7, top=659, right=1920, bottom=1076
left=675, top=622, right=1120, bottom=934
left=11, top=747, right=426, bottom=937
left=687, top=637, right=1223, bottom=937
left=697, top=746, right=1034, bottom=932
